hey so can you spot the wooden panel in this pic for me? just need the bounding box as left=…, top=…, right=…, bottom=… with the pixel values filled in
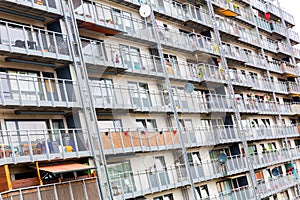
left=101, top=131, right=180, bottom=150
left=12, top=177, right=39, bottom=189
left=0, top=166, right=9, bottom=192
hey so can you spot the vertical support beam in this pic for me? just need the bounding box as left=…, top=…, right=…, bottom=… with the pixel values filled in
left=205, top=1, right=260, bottom=199
left=147, top=3, right=198, bottom=199
left=4, top=165, right=12, bottom=190
left=36, top=161, right=43, bottom=186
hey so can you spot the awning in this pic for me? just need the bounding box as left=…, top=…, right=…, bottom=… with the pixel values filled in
left=38, top=163, right=95, bottom=174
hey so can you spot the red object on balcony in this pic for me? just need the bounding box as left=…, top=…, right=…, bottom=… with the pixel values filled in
left=173, top=129, right=177, bottom=134
left=124, top=131, right=129, bottom=136
left=264, top=13, right=271, bottom=21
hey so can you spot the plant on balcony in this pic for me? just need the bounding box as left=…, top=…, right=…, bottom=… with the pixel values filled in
left=106, top=19, right=114, bottom=24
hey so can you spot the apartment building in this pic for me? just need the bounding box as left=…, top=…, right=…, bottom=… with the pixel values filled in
left=0, top=0, right=300, bottom=199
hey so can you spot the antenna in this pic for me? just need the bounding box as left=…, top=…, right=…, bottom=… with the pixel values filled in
left=139, top=4, right=151, bottom=18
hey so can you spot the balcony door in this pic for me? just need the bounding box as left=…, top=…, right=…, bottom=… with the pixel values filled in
left=119, top=45, right=142, bottom=70
left=179, top=119, right=195, bottom=144
left=42, top=72, right=58, bottom=101
left=188, top=152, right=204, bottom=179
left=8, top=70, right=39, bottom=101
left=149, top=156, right=170, bottom=188
left=91, top=79, right=114, bottom=106
left=128, top=82, right=152, bottom=109
left=5, top=120, right=49, bottom=156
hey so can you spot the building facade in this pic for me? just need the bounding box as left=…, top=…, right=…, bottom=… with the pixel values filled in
left=0, top=0, right=300, bottom=199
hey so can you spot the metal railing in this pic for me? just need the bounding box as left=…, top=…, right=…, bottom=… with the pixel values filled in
left=1, top=0, right=61, bottom=14
left=237, top=7, right=255, bottom=25
left=185, top=5, right=212, bottom=27
left=255, top=16, right=271, bottom=32
left=99, top=125, right=300, bottom=154
left=0, top=177, right=100, bottom=200
left=288, top=82, right=300, bottom=94
left=281, top=62, right=298, bottom=76
left=0, top=20, right=71, bottom=61
left=0, top=72, right=80, bottom=107
left=0, top=128, right=91, bottom=165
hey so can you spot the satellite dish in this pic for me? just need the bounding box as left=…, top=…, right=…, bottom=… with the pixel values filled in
left=144, top=156, right=155, bottom=168
left=184, top=83, right=194, bottom=93
left=272, top=168, right=279, bottom=176
left=139, top=4, right=151, bottom=18
left=218, top=153, right=228, bottom=165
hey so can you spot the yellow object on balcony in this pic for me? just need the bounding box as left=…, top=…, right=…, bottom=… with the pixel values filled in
left=64, top=146, right=73, bottom=152
left=34, top=0, right=43, bottom=5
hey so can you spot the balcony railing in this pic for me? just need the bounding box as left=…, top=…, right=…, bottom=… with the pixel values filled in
left=255, top=17, right=271, bottom=32
left=190, top=35, right=220, bottom=55
left=261, top=38, right=277, bottom=52
left=288, top=82, right=300, bottom=94
left=151, top=0, right=186, bottom=21
left=281, top=62, right=298, bottom=76
left=267, top=60, right=282, bottom=73
left=0, top=0, right=61, bottom=15
left=251, top=0, right=266, bottom=12
left=238, top=28, right=259, bottom=46
left=0, top=129, right=91, bottom=165
left=104, top=164, right=190, bottom=198
left=243, top=125, right=299, bottom=141
left=277, top=41, right=291, bottom=55
left=185, top=5, right=212, bottom=27
left=0, top=20, right=71, bottom=61
left=0, top=178, right=100, bottom=200
left=0, top=72, right=80, bottom=108
left=237, top=7, right=255, bottom=25
left=271, top=21, right=285, bottom=36
left=211, top=0, right=240, bottom=16
left=99, top=124, right=300, bottom=154
left=245, top=53, right=266, bottom=70
left=265, top=2, right=280, bottom=17
left=217, top=17, right=239, bottom=37
left=205, top=173, right=300, bottom=200
left=281, top=9, right=295, bottom=26
left=222, top=43, right=247, bottom=62
left=288, top=29, right=300, bottom=43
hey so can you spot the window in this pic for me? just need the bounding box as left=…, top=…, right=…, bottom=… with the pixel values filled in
left=8, top=69, right=39, bottom=101
left=217, top=180, right=232, bottom=193
left=90, top=79, right=114, bottom=104
left=179, top=119, right=193, bottom=131
left=98, top=119, right=122, bottom=131
left=119, top=45, right=142, bottom=70
left=105, top=161, right=135, bottom=195
left=209, top=148, right=230, bottom=159
left=128, top=82, right=152, bottom=108
left=154, top=193, right=174, bottom=200
left=149, top=156, right=170, bottom=187
left=195, top=185, right=209, bottom=199
left=136, top=119, right=157, bottom=131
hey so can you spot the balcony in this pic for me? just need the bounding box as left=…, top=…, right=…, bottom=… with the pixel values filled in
left=261, top=38, right=277, bottom=53
left=243, top=125, right=299, bottom=141
left=206, top=173, right=300, bottom=199
left=91, top=83, right=235, bottom=113
left=0, top=128, right=91, bottom=165
left=150, top=0, right=186, bottom=22
left=104, top=164, right=190, bottom=198
left=185, top=5, right=212, bottom=29
left=0, top=72, right=80, bottom=108
left=99, top=124, right=300, bottom=154
left=228, top=69, right=252, bottom=88
left=267, top=60, right=283, bottom=74
left=236, top=7, right=255, bottom=26
left=72, top=1, right=131, bottom=35
left=251, top=0, right=266, bottom=12
left=265, top=2, right=281, bottom=17
left=251, top=77, right=273, bottom=92
left=255, top=17, right=271, bottom=32
left=0, top=178, right=100, bottom=200
left=216, top=17, right=240, bottom=38
left=0, top=0, right=61, bottom=18
left=291, top=103, right=300, bottom=114
left=288, top=82, right=300, bottom=96
left=245, top=53, right=267, bottom=70
left=280, top=62, right=298, bottom=77
left=273, top=81, right=288, bottom=94
left=81, top=39, right=165, bottom=78
left=0, top=20, right=71, bottom=62
left=288, top=29, right=300, bottom=44
left=271, top=21, right=285, bottom=37
left=281, top=9, right=295, bottom=26
left=211, top=0, right=240, bottom=17
left=277, top=41, right=291, bottom=56
left=222, top=43, right=247, bottom=63
left=191, top=35, right=220, bottom=56
left=238, top=29, right=259, bottom=47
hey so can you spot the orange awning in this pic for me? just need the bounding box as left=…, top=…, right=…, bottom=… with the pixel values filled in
left=38, top=163, right=94, bottom=174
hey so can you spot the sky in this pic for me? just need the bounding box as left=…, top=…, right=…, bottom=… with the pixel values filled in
left=278, top=0, right=300, bottom=46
